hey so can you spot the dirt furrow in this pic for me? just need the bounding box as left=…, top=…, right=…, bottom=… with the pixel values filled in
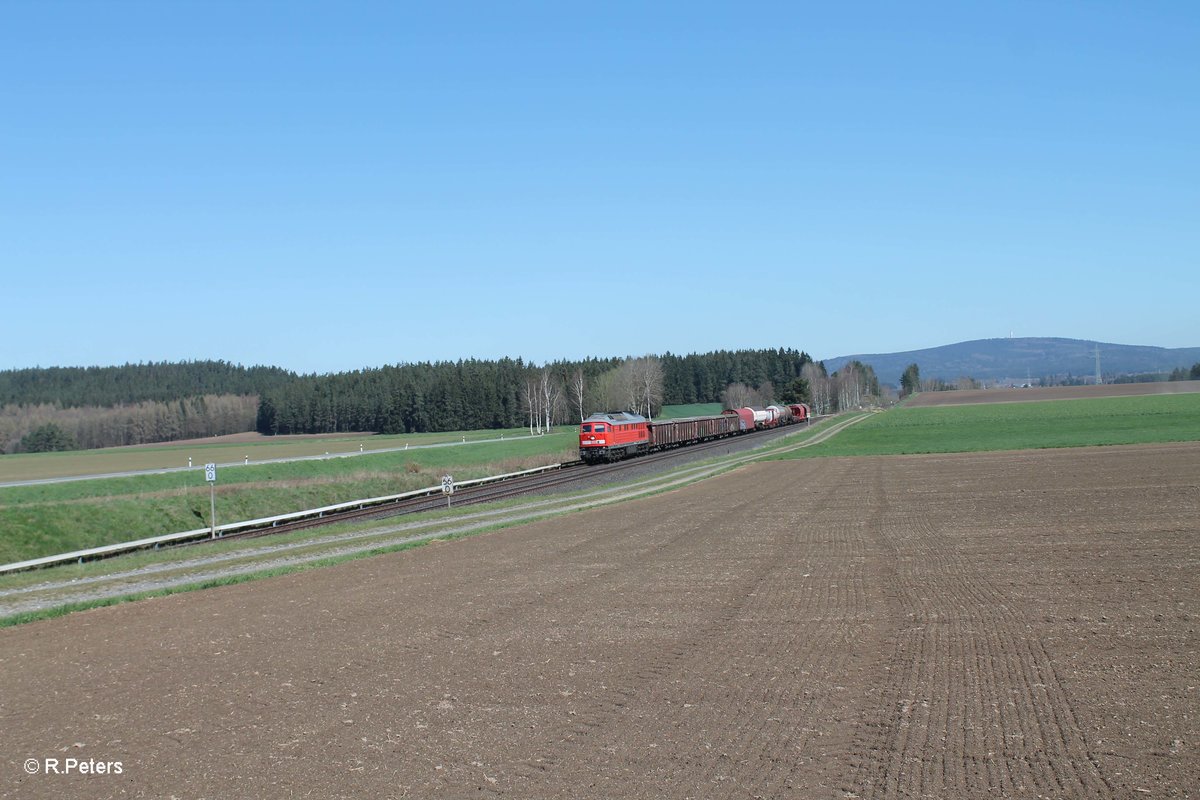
left=1, top=445, right=1195, bottom=799
left=850, top=456, right=1116, bottom=798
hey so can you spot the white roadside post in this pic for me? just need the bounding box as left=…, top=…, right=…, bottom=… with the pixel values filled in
left=205, top=462, right=217, bottom=538
left=441, top=475, right=454, bottom=509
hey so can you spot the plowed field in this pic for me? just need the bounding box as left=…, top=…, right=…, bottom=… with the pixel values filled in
left=2, top=443, right=1197, bottom=799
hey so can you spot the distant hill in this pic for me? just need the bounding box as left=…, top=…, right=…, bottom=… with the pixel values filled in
left=822, top=338, right=1200, bottom=386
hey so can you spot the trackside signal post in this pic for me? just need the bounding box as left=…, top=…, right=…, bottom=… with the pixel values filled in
left=441, top=475, right=454, bottom=509
left=205, top=463, right=217, bottom=538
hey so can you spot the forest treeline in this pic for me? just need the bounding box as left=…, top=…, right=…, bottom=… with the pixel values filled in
left=254, top=349, right=826, bottom=435
left=0, top=361, right=287, bottom=452
left=1, top=396, right=258, bottom=453
left=0, top=349, right=887, bottom=452
left=0, top=361, right=293, bottom=408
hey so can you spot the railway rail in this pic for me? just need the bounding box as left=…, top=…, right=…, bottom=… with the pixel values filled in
left=202, top=424, right=795, bottom=543
left=0, top=420, right=816, bottom=575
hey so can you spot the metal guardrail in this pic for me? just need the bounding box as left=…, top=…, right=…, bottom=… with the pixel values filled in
left=0, top=463, right=565, bottom=575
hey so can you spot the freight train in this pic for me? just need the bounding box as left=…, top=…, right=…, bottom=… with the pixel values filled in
left=578, top=404, right=810, bottom=464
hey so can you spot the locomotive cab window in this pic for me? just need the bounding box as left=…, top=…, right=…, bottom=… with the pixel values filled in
left=581, top=424, right=592, bottom=432
left=594, top=424, right=606, bottom=432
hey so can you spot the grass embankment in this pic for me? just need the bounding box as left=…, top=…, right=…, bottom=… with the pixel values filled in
left=0, top=432, right=575, bottom=564
left=0, top=427, right=541, bottom=483
left=8, top=394, right=1196, bottom=568
left=769, top=394, right=1200, bottom=459
left=0, top=423, right=833, bottom=627
left=0, top=521, right=470, bottom=628
left=4, top=398, right=1195, bottom=628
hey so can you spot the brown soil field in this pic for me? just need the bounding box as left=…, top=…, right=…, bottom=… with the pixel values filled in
left=906, top=380, right=1200, bottom=407
left=1, top=443, right=1197, bottom=799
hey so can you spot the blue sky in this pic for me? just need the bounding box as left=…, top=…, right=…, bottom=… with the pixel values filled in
left=2, top=1, right=1196, bottom=375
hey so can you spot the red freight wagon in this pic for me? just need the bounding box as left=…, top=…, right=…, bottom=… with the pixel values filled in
left=721, top=407, right=756, bottom=431
left=578, top=412, right=650, bottom=463
left=788, top=403, right=810, bottom=422
left=649, top=414, right=741, bottom=448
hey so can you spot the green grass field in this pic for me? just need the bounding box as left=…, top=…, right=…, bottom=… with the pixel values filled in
left=0, top=431, right=576, bottom=565
left=5, top=393, right=1197, bottom=568
left=0, top=426, right=543, bottom=483
left=769, top=393, right=1200, bottom=459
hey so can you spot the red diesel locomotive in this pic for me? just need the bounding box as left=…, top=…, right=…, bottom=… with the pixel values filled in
left=578, top=412, right=651, bottom=462
left=578, top=403, right=810, bottom=464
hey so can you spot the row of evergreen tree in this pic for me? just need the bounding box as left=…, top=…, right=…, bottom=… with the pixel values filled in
left=254, top=349, right=817, bottom=435
left=0, top=361, right=293, bottom=408
left=0, top=349, right=825, bottom=449
left=660, top=350, right=814, bottom=407
left=6, top=352, right=1194, bottom=452
left=2, top=396, right=258, bottom=453
left=1113, top=364, right=1200, bottom=383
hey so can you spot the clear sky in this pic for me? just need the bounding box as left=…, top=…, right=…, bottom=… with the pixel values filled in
left=2, top=1, right=1196, bottom=375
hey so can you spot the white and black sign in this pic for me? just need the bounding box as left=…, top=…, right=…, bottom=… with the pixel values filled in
left=204, top=463, right=217, bottom=483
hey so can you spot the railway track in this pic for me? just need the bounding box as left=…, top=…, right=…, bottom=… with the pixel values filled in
left=0, top=417, right=838, bottom=576
left=199, top=423, right=809, bottom=546
left=0, top=415, right=868, bottom=618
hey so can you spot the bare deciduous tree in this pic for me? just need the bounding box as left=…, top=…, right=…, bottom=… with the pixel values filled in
left=521, top=379, right=541, bottom=435
left=721, top=382, right=754, bottom=410
left=756, top=380, right=776, bottom=406
left=722, top=379, right=778, bottom=410
left=0, top=395, right=259, bottom=454
left=592, top=369, right=620, bottom=414
left=801, top=362, right=830, bottom=415
left=622, top=361, right=642, bottom=415
left=630, top=356, right=663, bottom=419
left=539, top=368, right=562, bottom=433
left=571, top=368, right=586, bottom=423
left=835, top=362, right=862, bottom=410
left=589, top=356, right=664, bottom=418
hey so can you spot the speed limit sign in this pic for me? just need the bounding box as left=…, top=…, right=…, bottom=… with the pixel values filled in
left=205, top=463, right=217, bottom=482
left=440, top=475, right=454, bottom=495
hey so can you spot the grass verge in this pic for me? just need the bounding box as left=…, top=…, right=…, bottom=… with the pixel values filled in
left=0, top=429, right=815, bottom=627
left=0, top=434, right=575, bottom=564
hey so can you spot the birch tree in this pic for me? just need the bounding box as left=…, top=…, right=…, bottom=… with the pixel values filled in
left=622, top=361, right=641, bottom=415
left=521, top=378, right=542, bottom=435
left=631, top=356, right=664, bottom=419
left=756, top=380, right=776, bottom=406
left=721, top=382, right=754, bottom=410
left=801, top=362, right=830, bottom=415
left=571, top=368, right=586, bottom=422
left=539, top=368, right=561, bottom=433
